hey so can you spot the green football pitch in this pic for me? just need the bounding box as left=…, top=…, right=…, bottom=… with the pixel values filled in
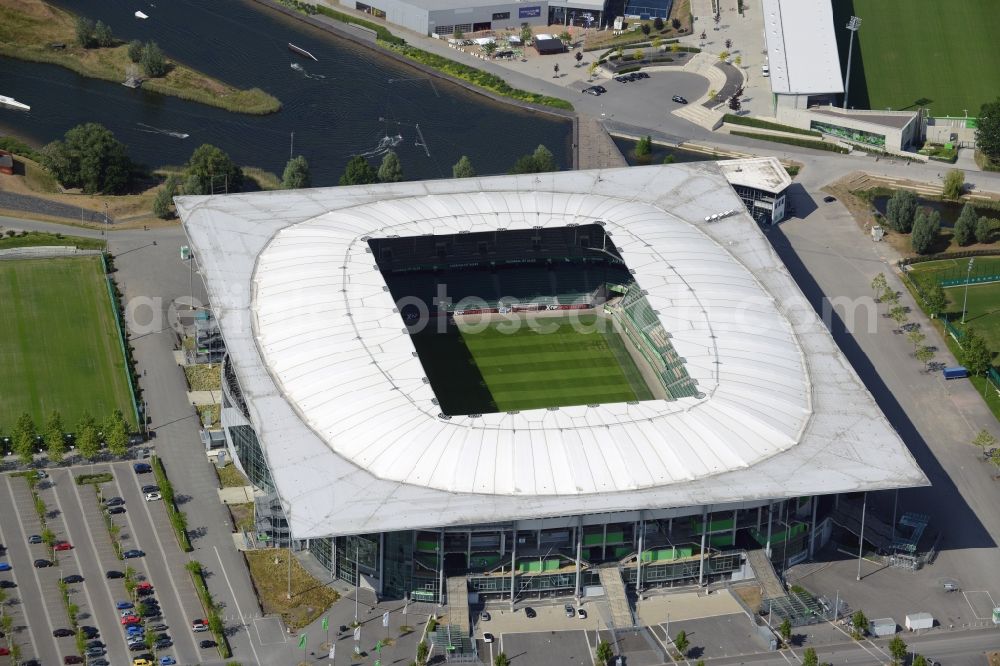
left=834, top=0, right=1000, bottom=117
left=909, top=259, right=1000, bottom=358
left=0, top=256, right=134, bottom=429
left=458, top=315, right=654, bottom=412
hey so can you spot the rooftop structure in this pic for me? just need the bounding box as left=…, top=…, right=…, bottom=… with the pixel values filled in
left=718, top=156, right=791, bottom=194
left=761, top=0, right=844, bottom=96
left=177, top=164, right=926, bottom=541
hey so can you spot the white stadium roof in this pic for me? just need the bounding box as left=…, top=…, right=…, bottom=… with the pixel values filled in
left=762, top=0, right=844, bottom=95
left=177, top=164, right=926, bottom=539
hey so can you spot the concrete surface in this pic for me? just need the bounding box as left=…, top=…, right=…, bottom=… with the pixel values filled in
left=636, top=589, right=743, bottom=626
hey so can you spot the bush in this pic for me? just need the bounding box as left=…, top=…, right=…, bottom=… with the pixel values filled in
left=886, top=189, right=918, bottom=233
left=141, top=41, right=168, bottom=78
left=312, top=4, right=405, bottom=45
left=75, top=473, right=113, bottom=485
left=942, top=169, right=965, bottom=199
left=152, top=187, right=173, bottom=219
left=75, top=17, right=96, bottom=48
left=127, top=40, right=144, bottom=63
left=729, top=131, right=849, bottom=153
left=911, top=208, right=941, bottom=255
left=93, top=21, right=114, bottom=48
left=152, top=456, right=192, bottom=552
left=723, top=114, right=821, bottom=137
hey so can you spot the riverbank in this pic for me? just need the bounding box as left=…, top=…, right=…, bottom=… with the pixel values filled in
left=255, top=0, right=573, bottom=113
left=0, top=0, right=281, bottom=115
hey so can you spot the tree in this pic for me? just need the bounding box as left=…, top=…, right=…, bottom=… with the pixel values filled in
left=912, top=655, right=927, bottom=666
left=672, top=17, right=682, bottom=29
left=915, top=345, right=935, bottom=370
left=910, top=208, right=940, bottom=255
left=633, top=49, right=644, bottom=61
left=103, top=410, right=129, bottom=458
left=520, top=23, right=533, bottom=45
left=942, top=169, right=965, bottom=200
left=595, top=640, right=613, bottom=666
left=452, top=155, right=476, bottom=178
left=13, top=412, right=37, bottom=465
left=871, top=273, right=888, bottom=301
left=208, top=612, right=224, bottom=636
left=588, top=61, right=599, bottom=78
left=802, top=648, right=818, bottom=666
left=976, top=216, right=997, bottom=244
left=651, top=37, right=662, bottom=51
left=339, top=155, right=377, bottom=185
left=127, top=39, right=144, bottom=63
left=494, top=653, right=510, bottom=666
left=615, top=46, right=624, bottom=60
left=670, top=42, right=681, bottom=53
left=44, top=411, right=65, bottom=464
left=885, top=189, right=917, bottom=233
left=674, top=630, right=689, bottom=656
left=153, top=186, right=174, bottom=219
left=883, top=287, right=900, bottom=308
left=75, top=17, right=96, bottom=48
left=378, top=151, right=403, bottom=183
left=93, top=20, right=114, bottom=48
left=641, top=23, right=651, bottom=35
left=923, top=282, right=946, bottom=316
left=282, top=155, right=311, bottom=189
left=954, top=203, right=978, bottom=246
left=452, top=26, right=464, bottom=40
left=888, top=636, right=907, bottom=666
left=41, top=123, right=132, bottom=194
left=635, top=135, right=652, bottom=157
left=559, top=30, right=571, bottom=42
left=186, top=143, right=243, bottom=194
left=728, top=93, right=741, bottom=111
left=483, top=41, right=497, bottom=58
left=718, top=50, right=730, bottom=61
left=416, top=640, right=429, bottom=665
left=973, top=429, right=998, bottom=457
left=511, top=145, right=558, bottom=174
left=183, top=173, right=203, bottom=195
left=889, top=304, right=909, bottom=328
left=975, top=98, right=1000, bottom=163
left=708, top=89, right=717, bottom=99
left=961, top=328, right=993, bottom=376
left=778, top=618, right=792, bottom=644
left=850, top=610, right=868, bottom=639
left=75, top=413, right=100, bottom=460
left=906, top=329, right=926, bottom=352
left=141, top=41, right=168, bottom=78
left=654, top=16, right=664, bottom=30
left=734, top=55, right=742, bottom=67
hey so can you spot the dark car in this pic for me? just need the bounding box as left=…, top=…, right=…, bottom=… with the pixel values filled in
left=0, top=580, right=16, bottom=589
left=62, top=657, right=83, bottom=665
left=141, top=485, right=160, bottom=494
left=636, top=71, right=649, bottom=79
left=593, top=85, right=607, bottom=94
left=199, top=640, right=217, bottom=649
left=626, top=72, right=641, bottom=81
left=108, top=506, right=126, bottom=515
left=823, top=195, right=837, bottom=203
left=129, top=643, right=147, bottom=652
left=583, top=86, right=602, bottom=96
left=33, top=559, right=53, bottom=568
left=53, top=628, right=75, bottom=637
left=61, top=574, right=84, bottom=584
left=86, top=641, right=105, bottom=649
left=614, top=75, right=629, bottom=83
left=80, top=626, right=99, bottom=639
left=106, top=570, right=125, bottom=579
left=155, top=638, right=173, bottom=649
left=85, top=647, right=105, bottom=658
left=671, top=95, right=688, bottom=104
left=150, top=624, right=168, bottom=632
left=524, top=607, right=536, bottom=618
left=27, top=535, right=42, bottom=544
left=104, top=497, right=125, bottom=507
left=91, top=661, right=110, bottom=666
left=133, top=463, right=152, bottom=474
left=123, top=549, right=145, bottom=559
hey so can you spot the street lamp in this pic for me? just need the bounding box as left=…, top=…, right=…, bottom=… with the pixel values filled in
left=843, top=16, right=862, bottom=109
left=961, top=258, right=975, bottom=324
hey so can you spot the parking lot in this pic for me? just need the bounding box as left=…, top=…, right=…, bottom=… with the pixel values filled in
left=0, top=462, right=210, bottom=665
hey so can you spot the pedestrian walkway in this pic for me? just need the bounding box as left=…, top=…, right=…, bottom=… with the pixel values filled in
left=598, top=566, right=635, bottom=629
left=745, top=548, right=785, bottom=601
left=577, top=115, right=628, bottom=169
left=446, top=575, right=471, bottom=635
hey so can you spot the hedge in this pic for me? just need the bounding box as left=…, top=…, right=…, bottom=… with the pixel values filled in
left=186, top=561, right=232, bottom=659
left=723, top=114, right=821, bottom=137
left=313, top=4, right=405, bottom=45
left=382, top=42, right=573, bottom=111
left=151, top=456, right=193, bottom=552
left=0, top=136, right=41, bottom=162
left=76, top=472, right=113, bottom=485
left=729, top=131, right=849, bottom=153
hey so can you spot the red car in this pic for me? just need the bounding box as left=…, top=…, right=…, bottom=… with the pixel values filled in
left=121, top=615, right=141, bottom=626
left=136, top=582, right=154, bottom=595
left=0, top=647, right=9, bottom=656
left=54, top=542, right=73, bottom=552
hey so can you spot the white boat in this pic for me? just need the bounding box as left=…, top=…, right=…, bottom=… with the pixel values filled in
left=135, top=10, right=148, bottom=19
left=0, top=95, right=30, bottom=111
left=288, top=43, right=318, bottom=61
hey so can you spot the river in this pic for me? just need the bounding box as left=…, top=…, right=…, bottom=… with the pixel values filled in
left=0, top=0, right=572, bottom=185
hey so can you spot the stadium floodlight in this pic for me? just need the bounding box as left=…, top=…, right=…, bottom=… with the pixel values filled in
left=843, top=16, right=862, bottom=109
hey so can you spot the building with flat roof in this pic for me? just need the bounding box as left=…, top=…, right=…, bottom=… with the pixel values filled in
left=718, top=156, right=791, bottom=226
left=761, top=0, right=843, bottom=112
left=178, top=164, right=926, bottom=608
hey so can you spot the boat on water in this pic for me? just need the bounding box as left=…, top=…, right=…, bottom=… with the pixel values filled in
left=288, top=43, right=318, bottom=61
left=135, top=10, right=148, bottom=19
left=0, top=95, right=30, bottom=112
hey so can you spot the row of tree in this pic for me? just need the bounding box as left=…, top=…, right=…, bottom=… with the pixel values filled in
left=74, top=17, right=114, bottom=49
left=126, top=39, right=168, bottom=78
left=4, top=410, right=131, bottom=465
left=882, top=188, right=999, bottom=254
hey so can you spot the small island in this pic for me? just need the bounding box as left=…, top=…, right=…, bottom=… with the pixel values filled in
left=0, top=0, right=281, bottom=115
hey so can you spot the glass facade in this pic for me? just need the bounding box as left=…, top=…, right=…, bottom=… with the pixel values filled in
left=228, top=425, right=275, bottom=493
left=810, top=120, right=886, bottom=148
left=310, top=537, right=334, bottom=573
left=730, top=184, right=785, bottom=226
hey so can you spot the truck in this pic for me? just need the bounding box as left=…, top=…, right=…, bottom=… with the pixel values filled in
left=904, top=613, right=934, bottom=631
left=942, top=366, right=969, bottom=380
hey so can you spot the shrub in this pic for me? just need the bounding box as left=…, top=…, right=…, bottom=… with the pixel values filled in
left=942, top=169, right=965, bottom=199
left=885, top=189, right=917, bottom=233
left=141, top=41, right=168, bottom=78
left=75, top=473, right=113, bottom=485
left=127, top=40, right=143, bottom=63
left=910, top=208, right=941, bottom=255
left=954, top=203, right=977, bottom=246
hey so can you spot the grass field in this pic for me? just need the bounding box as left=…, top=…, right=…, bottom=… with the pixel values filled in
left=0, top=256, right=134, bottom=429
left=833, top=0, right=1000, bottom=117
left=457, top=315, right=653, bottom=412
left=907, top=257, right=1000, bottom=284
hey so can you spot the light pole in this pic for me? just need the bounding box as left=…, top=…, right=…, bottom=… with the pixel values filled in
left=961, top=258, right=975, bottom=324
left=843, top=16, right=861, bottom=109
left=856, top=491, right=866, bottom=581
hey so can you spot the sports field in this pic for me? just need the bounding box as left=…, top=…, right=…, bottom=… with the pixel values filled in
left=834, top=0, right=1000, bottom=117
left=458, top=315, right=654, bottom=412
left=0, top=256, right=134, bottom=428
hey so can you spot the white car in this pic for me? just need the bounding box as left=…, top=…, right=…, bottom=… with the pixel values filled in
left=144, top=492, right=162, bottom=502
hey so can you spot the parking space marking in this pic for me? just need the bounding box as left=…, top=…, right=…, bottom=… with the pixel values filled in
left=253, top=616, right=289, bottom=646
left=962, top=591, right=996, bottom=620
left=215, top=544, right=262, bottom=664
left=3, top=476, right=63, bottom=662
left=0, top=477, right=43, bottom=663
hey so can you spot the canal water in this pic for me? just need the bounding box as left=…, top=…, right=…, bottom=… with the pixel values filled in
left=0, top=0, right=572, bottom=185
left=612, top=136, right=732, bottom=166
left=871, top=195, right=1000, bottom=228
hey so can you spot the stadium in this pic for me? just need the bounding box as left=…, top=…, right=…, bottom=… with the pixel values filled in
left=177, top=164, right=926, bottom=614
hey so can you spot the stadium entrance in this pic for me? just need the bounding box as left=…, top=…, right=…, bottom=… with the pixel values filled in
left=369, top=225, right=697, bottom=415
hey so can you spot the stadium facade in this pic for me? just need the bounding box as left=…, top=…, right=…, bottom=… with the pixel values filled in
left=178, top=164, right=926, bottom=605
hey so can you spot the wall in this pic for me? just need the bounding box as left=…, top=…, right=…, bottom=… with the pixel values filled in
left=429, top=1, right=548, bottom=35
left=776, top=106, right=916, bottom=152
left=344, top=0, right=430, bottom=33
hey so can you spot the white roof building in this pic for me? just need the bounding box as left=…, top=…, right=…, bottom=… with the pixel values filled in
left=177, top=164, right=926, bottom=540
left=762, top=0, right=844, bottom=98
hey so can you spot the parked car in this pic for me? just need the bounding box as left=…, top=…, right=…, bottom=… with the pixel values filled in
left=565, top=604, right=575, bottom=617
left=86, top=641, right=105, bottom=650
left=85, top=647, right=105, bottom=658
left=144, top=492, right=162, bottom=502
left=582, top=86, right=603, bottom=96
left=0, top=563, right=10, bottom=572
left=108, top=506, right=126, bottom=515
left=104, top=497, right=125, bottom=507
left=154, top=638, right=173, bottom=649
left=636, top=71, right=649, bottom=79
left=0, top=649, right=10, bottom=657
left=614, top=75, right=629, bottom=83
left=577, top=608, right=588, bottom=619
left=823, top=195, right=837, bottom=203
left=33, top=559, right=53, bottom=568
left=0, top=580, right=16, bottom=588
left=27, top=535, right=42, bottom=544
left=117, top=601, right=135, bottom=610
left=62, top=657, right=82, bottom=665
left=133, top=463, right=152, bottom=474
left=122, top=616, right=141, bottom=626
left=53, top=628, right=75, bottom=637
left=129, top=643, right=147, bottom=652
left=141, top=485, right=159, bottom=494
left=137, top=582, right=154, bottom=595
left=54, top=541, right=72, bottom=551
left=671, top=95, right=688, bottom=104
left=150, top=623, right=168, bottom=632
left=199, top=640, right=217, bottom=649
left=524, top=607, right=536, bottom=618
left=160, top=658, right=177, bottom=666
left=61, top=574, right=84, bottom=584
left=133, top=660, right=154, bottom=666
left=106, top=570, right=125, bottom=579
left=480, top=611, right=491, bottom=622
left=191, top=619, right=208, bottom=632
left=91, top=661, right=109, bottom=666
left=81, top=626, right=99, bottom=639
left=122, top=550, right=145, bottom=559
left=483, top=632, right=494, bottom=643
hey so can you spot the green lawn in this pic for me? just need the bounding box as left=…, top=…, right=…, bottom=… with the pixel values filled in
left=458, top=315, right=653, bottom=412
left=834, top=0, right=1000, bottom=117
left=0, top=256, right=134, bottom=429
left=907, top=257, right=1000, bottom=284
left=940, top=283, right=1000, bottom=358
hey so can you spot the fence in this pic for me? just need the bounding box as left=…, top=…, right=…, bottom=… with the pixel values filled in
left=100, top=252, right=142, bottom=432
